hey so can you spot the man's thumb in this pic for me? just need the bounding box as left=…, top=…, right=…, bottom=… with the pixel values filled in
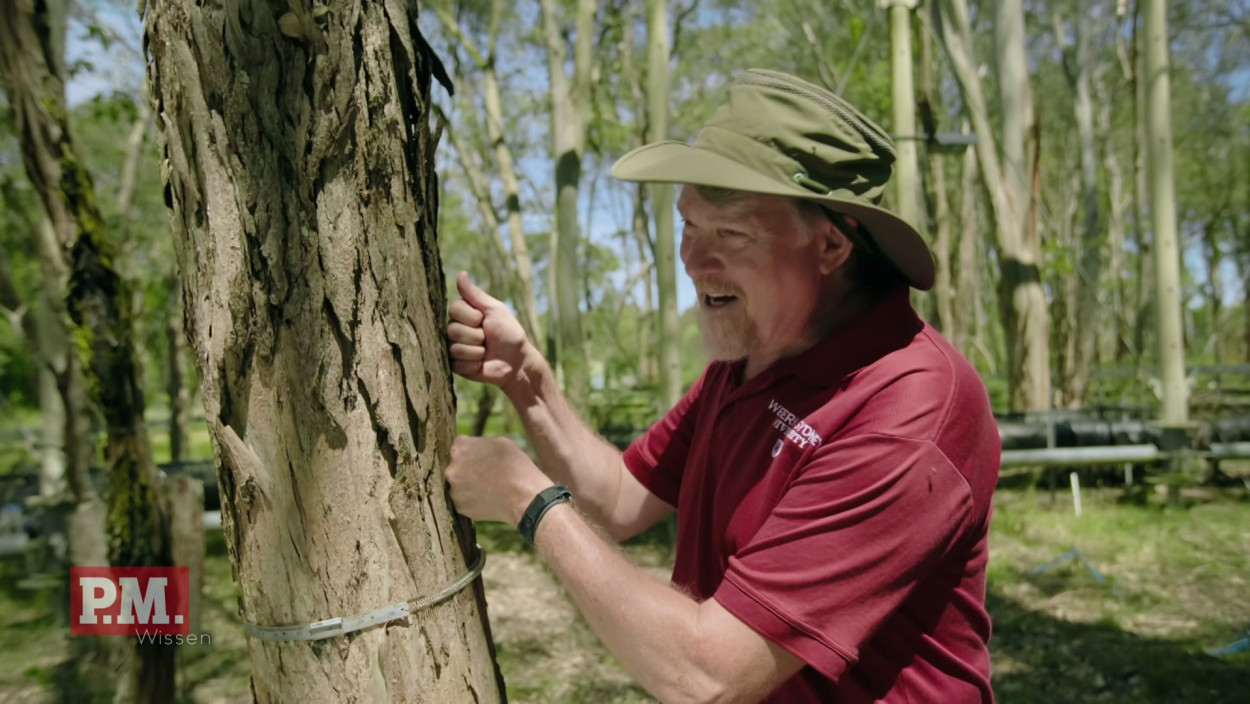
left=457, top=271, right=501, bottom=311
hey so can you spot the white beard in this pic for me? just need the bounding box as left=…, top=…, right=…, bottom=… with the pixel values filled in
left=696, top=303, right=759, bottom=362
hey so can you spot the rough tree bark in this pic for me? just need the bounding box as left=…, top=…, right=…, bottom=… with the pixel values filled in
left=143, top=2, right=505, bottom=701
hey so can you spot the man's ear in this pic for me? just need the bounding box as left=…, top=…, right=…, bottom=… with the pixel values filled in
left=816, top=215, right=855, bottom=276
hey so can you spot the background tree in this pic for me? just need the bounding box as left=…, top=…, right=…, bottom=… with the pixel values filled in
left=935, top=0, right=1051, bottom=412
left=540, top=0, right=597, bottom=404
left=0, top=0, right=176, bottom=698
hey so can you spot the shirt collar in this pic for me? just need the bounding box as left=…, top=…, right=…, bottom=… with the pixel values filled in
left=731, top=285, right=922, bottom=395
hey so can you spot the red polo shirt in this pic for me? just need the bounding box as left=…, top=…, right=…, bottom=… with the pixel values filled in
left=624, top=287, right=999, bottom=703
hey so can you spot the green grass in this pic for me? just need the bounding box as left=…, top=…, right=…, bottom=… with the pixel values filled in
left=988, top=488, right=1250, bottom=703
left=0, top=487, right=1247, bottom=702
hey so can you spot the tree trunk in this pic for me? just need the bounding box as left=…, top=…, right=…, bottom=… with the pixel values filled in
left=440, top=101, right=520, bottom=311
left=621, top=9, right=656, bottom=385
left=918, top=1, right=954, bottom=335
left=1243, top=265, right=1250, bottom=363
left=433, top=1, right=543, bottom=345
left=956, top=117, right=985, bottom=367
left=143, top=3, right=505, bottom=702
left=1143, top=0, right=1188, bottom=424
left=887, top=0, right=922, bottom=235
left=632, top=184, right=657, bottom=385
left=647, top=0, right=681, bottom=407
left=936, top=0, right=1050, bottom=411
left=1203, top=221, right=1225, bottom=363
left=1103, top=104, right=1130, bottom=365
left=0, top=242, right=68, bottom=498
left=1055, top=11, right=1106, bottom=409
left=1131, top=9, right=1155, bottom=377
left=540, top=0, right=596, bottom=406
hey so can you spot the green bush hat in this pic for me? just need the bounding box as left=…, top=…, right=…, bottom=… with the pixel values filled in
left=610, top=69, right=936, bottom=291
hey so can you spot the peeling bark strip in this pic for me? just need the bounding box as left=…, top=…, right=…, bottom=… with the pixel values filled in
left=143, top=2, right=504, bottom=702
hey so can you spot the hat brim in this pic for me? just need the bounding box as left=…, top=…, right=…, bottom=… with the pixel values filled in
left=612, top=141, right=935, bottom=291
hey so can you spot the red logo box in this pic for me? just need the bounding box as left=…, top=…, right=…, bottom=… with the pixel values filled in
left=70, top=567, right=190, bottom=636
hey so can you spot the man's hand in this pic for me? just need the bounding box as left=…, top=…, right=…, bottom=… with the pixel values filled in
left=447, top=271, right=532, bottom=390
left=444, top=436, right=553, bottom=524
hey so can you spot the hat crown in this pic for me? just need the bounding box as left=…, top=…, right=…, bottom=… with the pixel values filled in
left=694, top=70, right=897, bottom=204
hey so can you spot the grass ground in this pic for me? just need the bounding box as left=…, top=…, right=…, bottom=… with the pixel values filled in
left=0, top=486, right=1247, bottom=702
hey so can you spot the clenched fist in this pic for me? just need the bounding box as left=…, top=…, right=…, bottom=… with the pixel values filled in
left=447, top=271, right=535, bottom=391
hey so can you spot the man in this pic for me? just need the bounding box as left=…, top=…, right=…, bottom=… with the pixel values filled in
left=444, top=69, right=1000, bottom=703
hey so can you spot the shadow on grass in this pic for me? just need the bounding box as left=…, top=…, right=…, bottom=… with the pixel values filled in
left=989, top=590, right=1250, bottom=703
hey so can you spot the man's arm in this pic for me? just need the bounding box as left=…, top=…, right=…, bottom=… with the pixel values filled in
left=444, top=436, right=806, bottom=704
left=448, top=272, right=673, bottom=540
left=531, top=501, right=805, bottom=704
left=500, top=350, right=673, bottom=541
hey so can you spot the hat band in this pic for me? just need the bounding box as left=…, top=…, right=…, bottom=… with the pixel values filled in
left=792, top=171, right=884, bottom=261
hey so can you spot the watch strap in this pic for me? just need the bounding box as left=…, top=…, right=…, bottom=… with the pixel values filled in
left=518, top=485, right=573, bottom=545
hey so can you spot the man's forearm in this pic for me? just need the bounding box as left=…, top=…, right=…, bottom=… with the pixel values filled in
left=502, top=346, right=628, bottom=533
left=532, top=503, right=725, bottom=704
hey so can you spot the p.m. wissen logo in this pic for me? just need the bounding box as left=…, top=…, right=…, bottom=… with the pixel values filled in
left=71, top=567, right=202, bottom=643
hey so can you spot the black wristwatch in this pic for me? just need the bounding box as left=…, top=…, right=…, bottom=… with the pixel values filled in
left=518, top=485, right=573, bottom=545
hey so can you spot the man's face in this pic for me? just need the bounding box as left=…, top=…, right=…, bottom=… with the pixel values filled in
left=678, top=187, right=829, bottom=367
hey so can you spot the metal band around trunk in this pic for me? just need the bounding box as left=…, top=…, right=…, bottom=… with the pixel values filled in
left=242, top=545, right=486, bottom=642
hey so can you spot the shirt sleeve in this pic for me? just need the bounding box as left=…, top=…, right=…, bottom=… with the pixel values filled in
left=712, top=434, right=973, bottom=682
left=621, top=368, right=711, bottom=507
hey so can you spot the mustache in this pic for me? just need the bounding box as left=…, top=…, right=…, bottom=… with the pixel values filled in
left=691, top=277, right=745, bottom=297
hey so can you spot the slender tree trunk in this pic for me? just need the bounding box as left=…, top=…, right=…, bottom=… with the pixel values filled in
left=1055, top=11, right=1106, bottom=408
left=1132, top=8, right=1155, bottom=376
left=919, top=2, right=953, bottom=335
left=433, top=1, right=543, bottom=345
left=633, top=184, right=657, bottom=384
left=482, top=60, right=542, bottom=346
left=622, top=8, right=656, bottom=385
left=1203, top=223, right=1224, bottom=363
left=0, top=243, right=68, bottom=498
left=115, top=95, right=151, bottom=218
left=887, top=0, right=922, bottom=235
left=143, top=3, right=505, bottom=701
left=440, top=102, right=520, bottom=309
left=647, top=0, right=681, bottom=407
left=1103, top=102, right=1130, bottom=365
left=1243, top=265, right=1250, bottom=363
left=539, top=0, right=596, bottom=406
left=936, top=0, right=1050, bottom=411
left=1143, top=0, right=1188, bottom=424
left=471, top=386, right=497, bottom=438
left=956, top=117, right=984, bottom=366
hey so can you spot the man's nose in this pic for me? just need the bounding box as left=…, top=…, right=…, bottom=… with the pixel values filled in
left=681, top=236, right=723, bottom=277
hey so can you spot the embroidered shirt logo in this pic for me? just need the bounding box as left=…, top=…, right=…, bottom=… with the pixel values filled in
left=768, top=400, right=823, bottom=450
